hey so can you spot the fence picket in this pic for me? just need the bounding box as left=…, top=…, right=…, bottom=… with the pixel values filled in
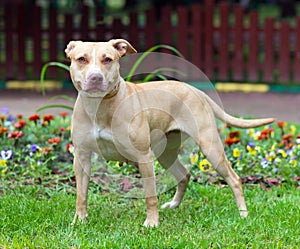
left=278, top=21, right=290, bottom=83
left=293, top=18, right=300, bottom=82
left=232, top=5, right=244, bottom=81
left=218, top=2, right=230, bottom=81
left=263, top=18, right=275, bottom=82
left=247, top=12, right=259, bottom=82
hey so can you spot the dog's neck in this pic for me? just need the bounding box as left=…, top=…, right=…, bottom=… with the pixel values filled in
left=104, top=81, right=120, bottom=99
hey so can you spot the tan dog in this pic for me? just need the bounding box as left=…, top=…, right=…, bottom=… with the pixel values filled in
left=65, top=39, right=274, bottom=227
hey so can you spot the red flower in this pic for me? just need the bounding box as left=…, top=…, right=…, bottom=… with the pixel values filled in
left=282, top=134, right=293, bottom=142
left=17, top=114, right=23, bottom=119
left=8, top=131, right=24, bottom=139
left=14, top=119, right=26, bottom=129
left=66, top=143, right=74, bottom=152
left=48, top=137, right=61, bottom=145
left=229, top=131, right=241, bottom=138
left=43, top=114, right=54, bottom=122
left=41, top=147, right=52, bottom=155
left=224, top=137, right=240, bottom=146
left=29, top=114, right=40, bottom=122
left=258, top=128, right=274, bottom=140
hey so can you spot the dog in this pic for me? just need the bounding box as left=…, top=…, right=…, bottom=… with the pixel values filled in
left=65, top=39, right=274, bottom=227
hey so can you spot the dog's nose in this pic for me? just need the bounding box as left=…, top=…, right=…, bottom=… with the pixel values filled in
left=87, top=73, right=103, bottom=84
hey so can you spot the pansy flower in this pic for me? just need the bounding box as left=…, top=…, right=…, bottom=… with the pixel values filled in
left=233, top=148, right=241, bottom=158
left=189, top=152, right=199, bottom=164
left=199, top=159, right=213, bottom=172
left=1, top=150, right=13, bottom=160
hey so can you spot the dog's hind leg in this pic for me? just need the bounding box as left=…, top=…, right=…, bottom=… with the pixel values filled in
left=197, top=130, right=248, bottom=217
left=155, top=132, right=190, bottom=209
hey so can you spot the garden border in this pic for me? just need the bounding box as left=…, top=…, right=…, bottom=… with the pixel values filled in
left=1, top=81, right=300, bottom=93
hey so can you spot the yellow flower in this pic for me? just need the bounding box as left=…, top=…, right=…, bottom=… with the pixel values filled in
left=246, top=144, right=259, bottom=155
left=247, top=129, right=255, bottom=137
left=289, top=125, right=296, bottom=135
left=265, top=151, right=276, bottom=162
left=233, top=148, right=241, bottom=158
left=278, top=149, right=287, bottom=158
left=190, top=152, right=199, bottom=164
left=0, top=159, right=7, bottom=167
left=289, top=159, right=297, bottom=167
left=271, top=143, right=277, bottom=151
left=199, top=159, right=213, bottom=172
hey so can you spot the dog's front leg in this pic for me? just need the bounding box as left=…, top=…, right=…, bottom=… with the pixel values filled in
left=73, top=149, right=92, bottom=223
left=138, top=159, right=159, bottom=227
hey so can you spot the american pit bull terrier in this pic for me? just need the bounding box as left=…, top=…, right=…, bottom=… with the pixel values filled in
left=65, top=39, right=274, bottom=227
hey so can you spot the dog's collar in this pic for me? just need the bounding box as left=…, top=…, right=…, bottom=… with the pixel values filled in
left=104, top=82, right=120, bottom=99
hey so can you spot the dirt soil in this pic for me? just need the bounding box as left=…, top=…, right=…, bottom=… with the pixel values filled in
left=0, top=89, right=299, bottom=123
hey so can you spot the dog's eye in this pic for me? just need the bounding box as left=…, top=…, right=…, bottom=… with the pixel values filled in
left=77, top=57, right=87, bottom=64
left=103, top=57, right=112, bottom=64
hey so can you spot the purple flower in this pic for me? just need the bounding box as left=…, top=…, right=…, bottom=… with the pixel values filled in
left=1, top=107, right=9, bottom=115
left=30, top=144, right=39, bottom=153
left=248, top=142, right=256, bottom=148
left=261, top=158, right=269, bottom=168
left=7, top=114, right=16, bottom=122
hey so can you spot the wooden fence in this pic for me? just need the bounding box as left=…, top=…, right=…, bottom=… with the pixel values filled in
left=1, top=0, right=300, bottom=84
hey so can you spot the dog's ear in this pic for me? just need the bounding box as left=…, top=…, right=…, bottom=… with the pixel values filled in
left=65, top=41, right=82, bottom=58
left=109, top=39, right=137, bottom=57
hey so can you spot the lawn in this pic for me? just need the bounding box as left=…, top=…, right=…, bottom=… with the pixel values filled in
left=0, top=110, right=300, bottom=248
left=0, top=183, right=299, bottom=248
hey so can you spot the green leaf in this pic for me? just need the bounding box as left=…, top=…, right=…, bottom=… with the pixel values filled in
left=36, top=104, right=73, bottom=113
left=125, top=44, right=184, bottom=82
left=40, top=62, right=70, bottom=95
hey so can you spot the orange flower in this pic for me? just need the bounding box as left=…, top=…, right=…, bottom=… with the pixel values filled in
left=14, top=119, right=26, bottom=129
left=17, top=114, right=23, bottom=119
left=8, top=131, right=24, bottom=139
left=0, top=127, right=8, bottom=135
left=224, top=137, right=240, bottom=146
left=277, top=121, right=287, bottom=128
left=48, top=137, right=61, bottom=145
left=60, top=112, right=68, bottom=118
left=282, top=134, right=293, bottom=142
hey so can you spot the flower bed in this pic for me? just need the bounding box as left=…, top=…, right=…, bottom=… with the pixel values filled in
left=0, top=108, right=299, bottom=189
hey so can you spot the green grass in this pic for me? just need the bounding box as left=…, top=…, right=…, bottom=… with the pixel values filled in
left=1, top=183, right=299, bottom=248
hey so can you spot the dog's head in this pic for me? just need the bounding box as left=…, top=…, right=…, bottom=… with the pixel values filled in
left=65, top=39, right=136, bottom=96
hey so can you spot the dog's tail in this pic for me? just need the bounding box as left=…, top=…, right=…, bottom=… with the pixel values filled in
left=205, top=94, right=275, bottom=128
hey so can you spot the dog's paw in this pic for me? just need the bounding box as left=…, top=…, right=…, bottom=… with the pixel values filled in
left=71, top=213, right=89, bottom=226
left=161, top=200, right=180, bottom=209
left=239, top=210, right=248, bottom=218
left=143, top=218, right=159, bottom=227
